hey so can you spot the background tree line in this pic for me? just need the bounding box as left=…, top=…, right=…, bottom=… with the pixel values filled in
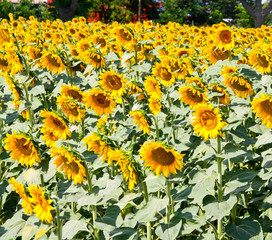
left=0, top=0, right=272, bottom=27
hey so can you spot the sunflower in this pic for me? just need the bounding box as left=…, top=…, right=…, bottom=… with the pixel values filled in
left=191, top=103, right=227, bottom=140
left=206, top=45, right=229, bottom=64
left=223, top=73, right=253, bottom=99
left=0, top=27, right=11, bottom=45
left=82, top=50, right=106, bottom=69
left=40, top=51, right=66, bottom=74
left=214, top=27, right=234, bottom=50
left=144, top=75, right=163, bottom=99
left=99, top=69, right=127, bottom=98
left=0, top=53, right=10, bottom=73
left=27, top=46, right=43, bottom=62
left=248, top=50, right=272, bottom=74
left=50, top=147, right=86, bottom=185
left=4, top=132, right=41, bottom=167
left=9, top=177, right=34, bottom=215
left=84, top=88, right=116, bottom=117
left=139, top=140, right=185, bottom=177
left=60, top=84, right=85, bottom=103
left=108, top=149, right=137, bottom=190
left=251, top=93, right=272, bottom=128
left=40, top=127, right=59, bottom=148
left=28, top=184, right=54, bottom=223
left=92, top=34, right=107, bottom=49
left=186, top=76, right=207, bottom=90
left=57, top=95, right=85, bottom=123
left=82, top=132, right=112, bottom=162
left=211, top=84, right=230, bottom=105
left=129, top=110, right=150, bottom=135
left=115, top=26, right=135, bottom=46
left=148, top=97, right=162, bottom=116
left=127, top=82, right=145, bottom=101
left=152, top=62, right=176, bottom=87
left=40, top=110, right=71, bottom=139
left=178, top=85, right=208, bottom=109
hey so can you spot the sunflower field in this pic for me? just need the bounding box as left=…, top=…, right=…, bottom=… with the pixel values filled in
left=1, top=14, right=272, bottom=240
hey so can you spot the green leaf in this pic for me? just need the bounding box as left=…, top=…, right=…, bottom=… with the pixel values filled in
left=110, top=227, right=138, bottom=240
left=173, top=186, right=192, bottom=202
left=95, top=205, right=122, bottom=231
left=188, top=170, right=216, bottom=205
left=0, top=180, right=8, bottom=196
left=203, top=194, right=237, bottom=220
left=62, top=220, right=88, bottom=240
left=144, top=173, right=166, bottom=193
left=155, top=216, right=182, bottom=240
left=255, top=130, right=272, bottom=148
left=225, top=218, right=263, bottom=240
left=134, top=197, right=168, bottom=222
left=0, top=212, right=25, bottom=239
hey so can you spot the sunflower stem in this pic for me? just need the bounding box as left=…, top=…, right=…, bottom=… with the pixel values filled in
left=79, top=118, right=85, bottom=140
left=122, top=97, right=126, bottom=117
left=166, top=179, right=171, bottom=224
left=40, top=174, right=45, bottom=187
left=141, top=179, right=151, bottom=240
left=56, top=204, right=62, bottom=240
left=23, top=84, right=34, bottom=132
left=153, top=116, right=160, bottom=141
left=217, top=136, right=223, bottom=239
left=83, top=160, right=99, bottom=239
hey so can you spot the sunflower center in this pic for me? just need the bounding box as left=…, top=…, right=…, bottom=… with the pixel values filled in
left=219, top=30, right=232, bottom=43
left=95, top=37, right=106, bottom=47
left=177, top=50, right=188, bottom=57
left=50, top=116, right=66, bottom=130
left=16, top=138, right=32, bottom=156
left=255, top=53, right=269, bottom=67
left=119, top=29, right=132, bottom=41
left=61, top=156, right=79, bottom=174
left=107, top=74, right=122, bottom=90
left=33, top=49, right=42, bottom=59
left=90, top=54, right=102, bottom=63
left=151, top=147, right=175, bottom=165
left=260, top=100, right=272, bottom=115
left=187, top=89, right=203, bottom=102
left=230, top=78, right=249, bottom=91
left=213, top=48, right=229, bottom=61
left=93, top=93, right=110, bottom=108
left=200, top=111, right=218, bottom=130
left=0, top=57, right=8, bottom=67
left=47, top=54, right=61, bottom=68
left=67, top=89, right=83, bottom=102
left=160, top=68, right=172, bottom=81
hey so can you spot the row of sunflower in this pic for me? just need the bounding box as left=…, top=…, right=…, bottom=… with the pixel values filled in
left=0, top=13, right=272, bottom=239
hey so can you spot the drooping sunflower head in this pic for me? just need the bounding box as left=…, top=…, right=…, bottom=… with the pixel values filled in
left=139, top=140, right=185, bottom=177
left=84, top=88, right=116, bottom=117
left=214, top=27, right=234, bottom=50
left=178, top=85, right=208, bottom=109
left=251, top=93, right=272, bottom=128
left=82, top=50, right=106, bottom=69
left=40, top=110, right=71, bottom=139
left=129, top=110, right=151, bottom=135
left=248, top=50, right=272, bottom=74
left=152, top=62, right=176, bottom=87
left=57, top=95, right=85, bottom=123
left=191, top=103, right=227, bottom=141
left=115, top=26, right=135, bottom=45
left=144, top=75, right=162, bottom=99
left=92, top=34, right=107, bottom=49
left=148, top=96, right=162, bottom=116
left=50, top=147, right=86, bottom=185
left=40, top=51, right=66, bottom=74
left=99, top=69, right=126, bottom=97
left=27, top=46, right=43, bottom=62
left=60, top=84, right=85, bottom=103
left=206, top=45, right=229, bottom=64
left=40, top=126, right=59, bottom=148
left=0, top=53, right=10, bottom=73
left=4, top=132, right=41, bottom=167
left=211, top=84, right=230, bottom=105
left=223, top=74, right=253, bottom=99
left=220, top=65, right=237, bottom=76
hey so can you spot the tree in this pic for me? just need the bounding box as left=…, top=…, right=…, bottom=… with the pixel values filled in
left=159, top=0, right=239, bottom=26
left=54, top=0, right=79, bottom=22
left=239, top=0, right=272, bottom=27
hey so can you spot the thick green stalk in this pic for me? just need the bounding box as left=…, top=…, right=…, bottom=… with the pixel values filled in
left=166, top=179, right=171, bottom=224
left=141, top=180, right=151, bottom=240
left=217, top=136, right=223, bottom=239
left=83, top=160, right=99, bottom=240
left=56, top=205, right=62, bottom=240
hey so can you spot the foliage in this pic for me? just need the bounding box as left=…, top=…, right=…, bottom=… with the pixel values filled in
left=1, top=14, right=272, bottom=240
left=0, top=1, right=14, bottom=20
left=235, top=4, right=255, bottom=27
